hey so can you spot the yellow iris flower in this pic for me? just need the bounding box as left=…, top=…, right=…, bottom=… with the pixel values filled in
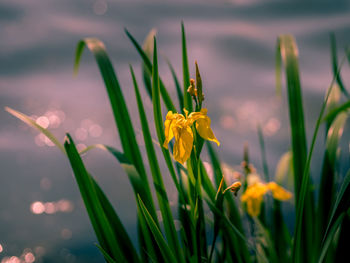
left=163, top=108, right=220, bottom=164
left=241, top=181, right=292, bottom=217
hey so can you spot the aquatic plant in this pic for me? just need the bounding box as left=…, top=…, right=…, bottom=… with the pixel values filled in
left=6, top=25, right=350, bottom=263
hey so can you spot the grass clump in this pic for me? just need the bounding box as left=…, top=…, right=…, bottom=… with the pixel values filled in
left=6, top=25, right=350, bottom=263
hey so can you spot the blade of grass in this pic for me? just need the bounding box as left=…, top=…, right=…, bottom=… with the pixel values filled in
left=5, top=107, right=65, bottom=154
left=137, top=196, right=178, bottom=263
left=206, top=142, right=251, bottom=263
left=321, top=170, right=350, bottom=247
left=165, top=58, right=184, bottom=112
left=316, top=112, right=348, bottom=249
left=79, top=143, right=161, bottom=262
left=288, top=49, right=348, bottom=263
left=323, top=100, right=350, bottom=124
left=318, top=212, right=345, bottom=263
left=330, top=33, right=349, bottom=98
left=130, top=64, right=184, bottom=263
left=182, top=22, right=193, bottom=112
left=150, top=39, right=182, bottom=194
left=64, top=134, right=125, bottom=262
left=275, top=151, right=294, bottom=189
left=257, top=124, right=269, bottom=181
left=74, top=38, right=158, bottom=224
left=276, top=35, right=314, bottom=263
left=142, top=28, right=157, bottom=99
left=124, top=29, right=176, bottom=112
left=96, top=244, right=118, bottom=263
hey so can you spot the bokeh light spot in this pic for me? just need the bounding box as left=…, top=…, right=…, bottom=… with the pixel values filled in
left=30, top=201, right=45, bottom=214
left=24, top=252, right=35, bottom=263
left=44, top=202, right=56, bottom=214
left=75, top=128, right=88, bottom=141
left=93, top=0, right=108, bottom=15
left=61, top=228, right=72, bottom=240
left=89, top=124, right=103, bottom=138
left=36, top=116, right=49, bottom=129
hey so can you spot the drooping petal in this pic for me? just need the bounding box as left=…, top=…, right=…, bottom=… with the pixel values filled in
left=196, top=117, right=220, bottom=146
left=267, top=182, right=292, bottom=200
left=173, top=126, right=193, bottom=164
left=163, top=111, right=175, bottom=148
left=188, top=108, right=220, bottom=145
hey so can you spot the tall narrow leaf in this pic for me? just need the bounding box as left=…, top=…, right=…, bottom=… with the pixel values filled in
left=182, top=22, right=193, bottom=112
left=64, top=134, right=124, bottom=262
left=137, top=196, right=178, bottom=263
left=276, top=35, right=314, bottom=262
left=125, top=29, right=176, bottom=112
left=330, top=33, right=349, bottom=98
left=130, top=65, right=184, bottom=263
left=74, top=38, right=158, bottom=222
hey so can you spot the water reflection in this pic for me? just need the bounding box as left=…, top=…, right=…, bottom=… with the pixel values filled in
left=30, top=200, right=74, bottom=215
left=1, top=249, right=35, bottom=263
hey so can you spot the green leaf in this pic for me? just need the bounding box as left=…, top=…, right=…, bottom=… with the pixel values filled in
left=182, top=22, right=193, bottom=112
left=317, top=112, right=348, bottom=236
left=150, top=38, right=183, bottom=194
left=5, top=107, right=66, bottom=154
left=130, top=64, right=184, bottom=263
left=165, top=58, right=184, bottom=112
left=124, top=29, right=176, bottom=112
left=74, top=38, right=158, bottom=224
left=275, top=151, right=294, bottom=189
left=257, top=124, right=269, bottom=182
left=322, top=170, right=350, bottom=247
left=96, top=244, right=119, bottom=263
left=318, top=212, right=345, bottom=263
left=137, top=196, right=178, bottom=263
left=206, top=143, right=251, bottom=263
left=276, top=35, right=314, bottom=262
left=142, top=28, right=157, bottom=99
left=323, top=100, right=350, bottom=125
left=64, top=134, right=125, bottom=262
left=330, top=33, right=349, bottom=98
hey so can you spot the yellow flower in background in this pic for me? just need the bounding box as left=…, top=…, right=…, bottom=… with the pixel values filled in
left=267, top=182, right=292, bottom=200
left=241, top=181, right=292, bottom=217
left=163, top=108, right=220, bottom=164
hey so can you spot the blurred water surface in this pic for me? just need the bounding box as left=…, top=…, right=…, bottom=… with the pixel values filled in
left=1, top=0, right=350, bottom=262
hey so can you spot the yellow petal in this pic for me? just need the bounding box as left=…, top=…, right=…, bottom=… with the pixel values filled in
left=163, top=111, right=175, bottom=149
left=188, top=109, right=220, bottom=145
left=267, top=182, right=292, bottom=200
left=173, top=126, right=193, bottom=164
left=196, top=117, right=220, bottom=146
left=246, top=195, right=264, bottom=217
left=163, top=111, right=185, bottom=149
left=241, top=183, right=269, bottom=217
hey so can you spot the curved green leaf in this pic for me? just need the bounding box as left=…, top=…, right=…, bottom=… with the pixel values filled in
left=137, top=196, right=178, bottom=263
left=5, top=107, right=66, bottom=154
left=124, top=29, right=176, bottom=112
